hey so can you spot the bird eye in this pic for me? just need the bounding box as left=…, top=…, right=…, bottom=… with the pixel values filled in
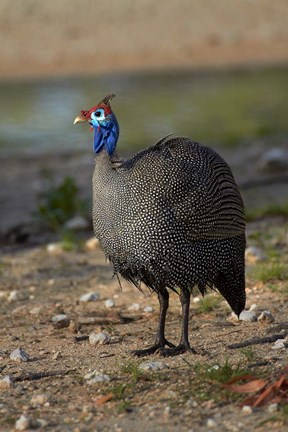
left=95, top=111, right=101, bottom=117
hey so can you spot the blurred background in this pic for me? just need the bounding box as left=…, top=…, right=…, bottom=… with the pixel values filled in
left=0, top=0, right=288, bottom=243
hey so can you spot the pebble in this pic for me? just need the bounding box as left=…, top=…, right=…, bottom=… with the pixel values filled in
left=31, top=393, right=49, bottom=407
left=29, top=306, right=43, bottom=316
left=272, top=338, right=286, bottom=350
left=249, top=304, right=258, bottom=311
left=15, top=414, right=31, bottom=431
left=258, top=148, right=288, bottom=173
left=79, top=292, right=100, bottom=302
left=104, top=299, right=115, bottom=308
left=0, top=375, right=13, bottom=389
left=52, top=351, right=61, bottom=360
left=258, top=310, right=275, bottom=323
left=89, top=332, right=111, bottom=346
left=8, top=290, right=20, bottom=302
left=51, top=314, right=70, bottom=328
left=267, top=403, right=278, bottom=413
left=143, top=305, right=153, bottom=313
left=46, top=243, right=63, bottom=255
left=84, top=371, right=111, bottom=384
left=139, top=361, right=167, bottom=371
left=10, top=348, right=30, bottom=362
left=206, top=418, right=217, bottom=428
left=245, top=246, right=265, bottom=264
left=64, top=216, right=89, bottom=230
left=85, top=237, right=100, bottom=251
left=128, top=303, right=140, bottom=311
left=193, top=297, right=200, bottom=303
left=229, top=310, right=257, bottom=322
left=242, top=405, right=253, bottom=415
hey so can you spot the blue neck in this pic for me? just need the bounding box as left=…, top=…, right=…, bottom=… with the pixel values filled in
left=93, top=114, right=119, bottom=156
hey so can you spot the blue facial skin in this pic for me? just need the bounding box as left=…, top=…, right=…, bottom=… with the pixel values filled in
left=90, top=108, right=119, bottom=155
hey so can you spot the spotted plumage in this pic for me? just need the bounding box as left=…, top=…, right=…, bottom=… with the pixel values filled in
left=74, top=94, right=246, bottom=356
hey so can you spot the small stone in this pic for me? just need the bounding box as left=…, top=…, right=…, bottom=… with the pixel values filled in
left=164, top=406, right=170, bottom=415
left=8, top=290, right=20, bottom=302
left=31, top=393, right=49, bottom=407
left=229, top=310, right=257, bottom=322
left=51, top=314, right=70, bottom=328
left=0, top=375, right=13, bottom=389
left=52, top=351, right=61, bottom=360
left=85, top=237, right=100, bottom=251
left=46, top=243, right=63, bottom=255
left=207, top=418, right=217, bottom=428
left=258, top=310, right=275, bottom=323
left=104, top=299, right=115, bottom=308
left=29, top=306, right=43, bottom=316
left=139, top=361, right=167, bottom=371
left=64, top=216, right=89, bottom=230
left=258, top=148, right=288, bottom=173
left=84, top=371, right=111, bottom=384
left=242, top=405, right=253, bottom=415
left=245, top=246, right=265, bottom=264
left=89, top=332, right=111, bottom=346
left=15, top=414, right=31, bottom=431
left=128, top=303, right=140, bottom=311
left=79, top=292, right=100, bottom=302
left=143, top=305, right=153, bottom=313
left=272, top=339, right=286, bottom=350
left=0, top=291, right=8, bottom=300
left=267, top=403, right=278, bottom=413
left=10, top=348, right=30, bottom=362
left=193, top=297, right=200, bottom=303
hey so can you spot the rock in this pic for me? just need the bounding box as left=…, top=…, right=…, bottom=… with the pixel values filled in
left=143, top=306, right=153, bottom=313
left=128, top=303, right=140, bottom=311
left=249, top=304, right=258, bottom=311
left=245, top=246, right=265, bottom=264
left=229, top=310, right=257, bottom=322
left=104, top=299, right=115, bottom=308
left=51, top=314, right=70, bottom=329
left=10, top=348, right=30, bottom=362
left=31, top=393, right=49, bottom=407
left=206, top=418, right=217, bottom=428
left=139, top=361, right=167, bottom=371
left=64, top=216, right=89, bottom=230
left=52, top=351, right=61, bottom=360
left=46, top=243, right=63, bottom=255
left=0, top=375, right=13, bottom=389
left=15, top=414, right=31, bottom=431
left=258, top=310, right=275, bottom=323
left=267, top=403, right=278, bottom=413
left=84, top=371, right=111, bottom=384
left=258, top=148, right=288, bottom=173
left=271, top=338, right=286, bottom=350
left=242, top=405, right=253, bottom=415
left=89, top=332, right=111, bottom=346
left=79, top=292, right=100, bottom=302
left=29, top=306, right=43, bottom=316
left=8, top=290, right=20, bottom=302
left=85, top=237, right=100, bottom=251
left=193, top=297, right=200, bottom=303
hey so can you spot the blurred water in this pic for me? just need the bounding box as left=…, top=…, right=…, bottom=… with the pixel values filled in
left=0, top=67, right=287, bottom=156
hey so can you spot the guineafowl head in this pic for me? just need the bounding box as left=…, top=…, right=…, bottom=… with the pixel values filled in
left=74, top=94, right=119, bottom=155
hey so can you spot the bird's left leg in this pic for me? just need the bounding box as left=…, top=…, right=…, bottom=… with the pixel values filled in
left=159, top=289, right=196, bottom=356
left=132, top=288, right=175, bottom=357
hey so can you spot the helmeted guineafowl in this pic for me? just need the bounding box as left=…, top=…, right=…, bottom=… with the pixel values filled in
left=74, top=94, right=246, bottom=357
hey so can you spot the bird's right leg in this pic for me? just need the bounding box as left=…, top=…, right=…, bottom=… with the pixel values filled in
left=132, top=288, right=175, bottom=357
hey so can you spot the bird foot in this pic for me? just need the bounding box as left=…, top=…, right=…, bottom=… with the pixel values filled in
left=159, top=343, right=197, bottom=357
left=132, top=338, right=175, bottom=357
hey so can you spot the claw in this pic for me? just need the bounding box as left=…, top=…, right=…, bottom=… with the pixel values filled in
left=159, top=343, right=197, bottom=357
left=131, top=338, right=175, bottom=357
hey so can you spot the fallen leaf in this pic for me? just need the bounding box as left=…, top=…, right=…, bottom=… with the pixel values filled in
left=95, top=392, right=113, bottom=406
left=223, top=379, right=267, bottom=394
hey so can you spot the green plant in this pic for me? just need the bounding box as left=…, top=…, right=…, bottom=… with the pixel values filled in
left=195, top=294, right=222, bottom=314
left=253, top=262, right=287, bottom=283
left=35, top=173, right=89, bottom=231
left=121, top=361, right=143, bottom=384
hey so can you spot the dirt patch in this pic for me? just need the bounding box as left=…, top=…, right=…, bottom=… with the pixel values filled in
left=0, top=218, right=287, bottom=431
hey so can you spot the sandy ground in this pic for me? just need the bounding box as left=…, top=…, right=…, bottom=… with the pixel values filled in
left=0, top=0, right=288, bottom=79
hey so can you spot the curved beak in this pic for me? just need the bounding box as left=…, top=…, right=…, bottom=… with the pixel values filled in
left=73, top=113, right=88, bottom=125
